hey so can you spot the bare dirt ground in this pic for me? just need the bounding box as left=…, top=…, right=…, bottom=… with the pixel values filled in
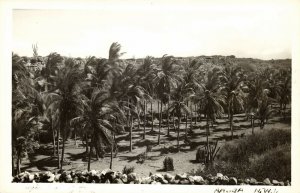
left=21, top=109, right=291, bottom=177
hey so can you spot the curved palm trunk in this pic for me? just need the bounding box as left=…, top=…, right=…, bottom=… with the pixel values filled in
left=129, top=116, right=133, bottom=152
left=185, top=114, right=188, bottom=139
left=51, top=120, right=56, bottom=156
left=206, top=115, right=210, bottom=158
left=87, top=136, right=93, bottom=171
left=151, top=102, right=154, bottom=132
left=57, top=128, right=61, bottom=169
left=143, top=100, right=146, bottom=139
left=60, top=125, right=66, bottom=170
left=16, top=149, right=21, bottom=175
left=158, top=100, right=163, bottom=145
left=230, top=114, right=233, bottom=139
left=167, top=101, right=170, bottom=135
left=177, top=115, right=181, bottom=151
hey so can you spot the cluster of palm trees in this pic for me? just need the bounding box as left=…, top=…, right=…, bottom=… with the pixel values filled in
left=12, top=42, right=291, bottom=175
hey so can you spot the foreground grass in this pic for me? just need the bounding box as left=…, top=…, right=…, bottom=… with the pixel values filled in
left=193, top=128, right=291, bottom=181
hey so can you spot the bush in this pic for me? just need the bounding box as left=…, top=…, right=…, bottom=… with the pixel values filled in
left=163, top=157, right=174, bottom=171
left=122, top=166, right=135, bottom=175
left=196, top=128, right=291, bottom=181
left=217, top=128, right=290, bottom=163
left=195, top=147, right=206, bottom=163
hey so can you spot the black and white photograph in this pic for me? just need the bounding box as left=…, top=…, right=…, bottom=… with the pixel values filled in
left=1, top=0, right=300, bottom=193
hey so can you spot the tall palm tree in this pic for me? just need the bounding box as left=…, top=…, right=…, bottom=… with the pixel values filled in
left=168, top=83, right=191, bottom=151
left=194, top=68, right=224, bottom=157
left=220, top=64, right=244, bottom=139
left=71, top=87, right=125, bottom=170
left=47, top=59, right=84, bottom=169
left=155, top=55, right=182, bottom=145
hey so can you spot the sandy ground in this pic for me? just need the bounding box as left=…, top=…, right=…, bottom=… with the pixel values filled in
left=21, top=112, right=291, bottom=177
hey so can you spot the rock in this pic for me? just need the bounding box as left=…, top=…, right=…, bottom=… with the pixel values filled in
left=66, top=174, right=72, bottom=183
left=170, top=179, right=180, bottom=184
left=151, top=181, right=157, bottom=184
left=175, top=173, right=187, bottom=180
left=284, top=180, right=291, bottom=186
left=193, top=176, right=204, bottom=184
left=221, top=175, right=229, bottom=184
left=250, top=178, right=257, bottom=185
left=179, top=179, right=190, bottom=184
left=72, top=176, right=79, bottom=183
left=188, top=176, right=195, bottom=184
left=263, top=178, right=272, bottom=185
left=153, top=173, right=164, bottom=182
left=161, top=179, right=169, bottom=184
left=164, top=173, right=174, bottom=182
left=129, top=181, right=135, bottom=184
left=89, top=170, right=97, bottom=176
left=121, top=174, right=128, bottom=183
left=229, top=177, right=237, bottom=185
left=113, top=178, right=123, bottom=184
left=278, top=181, right=284, bottom=186
left=272, top=180, right=279, bottom=185
left=216, top=173, right=223, bottom=179
left=141, top=177, right=152, bottom=184
left=28, top=174, right=34, bottom=182
left=127, top=173, right=137, bottom=182
left=47, top=174, right=55, bottom=182
left=245, top=178, right=250, bottom=184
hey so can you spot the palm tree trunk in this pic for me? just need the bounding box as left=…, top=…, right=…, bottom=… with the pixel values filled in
left=177, top=115, right=181, bottom=151
left=57, top=128, right=61, bottom=169
left=60, top=126, right=66, bottom=170
left=130, top=116, right=133, bottom=152
left=167, top=100, right=170, bottom=135
left=74, top=127, right=77, bottom=147
left=87, top=137, right=93, bottom=171
left=52, top=121, right=56, bottom=156
left=185, top=114, right=188, bottom=139
left=85, top=134, right=89, bottom=153
left=143, top=100, right=146, bottom=139
left=206, top=116, right=210, bottom=162
left=110, top=125, right=114, bottom=169
left=251, top=115, right=254, bottom=134
left=230, top=114, right=233, bottom=139
left=158, top=100, right=163, bottom=145
left=194, top=104, right=197, bottom=125
left=151, top=101, right=154, bottom=132
left=17, top=150, right=21, bottom=175
left=173, top=112, right=175, bottom=132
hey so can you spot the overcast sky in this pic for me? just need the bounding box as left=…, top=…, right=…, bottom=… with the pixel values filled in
left=13, top=2, right=295, bottom=59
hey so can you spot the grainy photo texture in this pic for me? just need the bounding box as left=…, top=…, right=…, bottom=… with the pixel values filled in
left=11, top=7, right=291, bottom=186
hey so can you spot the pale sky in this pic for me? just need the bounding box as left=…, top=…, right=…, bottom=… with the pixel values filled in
left=13, top=2, right=295, bottom=59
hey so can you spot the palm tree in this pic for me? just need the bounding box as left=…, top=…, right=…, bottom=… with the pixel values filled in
left=71, top=87, right=125, bottom=170
left=47, top=59, right=84, bottom=169
left=194, top=68, right=224, bottom=159
left=155, top=55, right=182, bottom=144
left=277, top=69, right=291, bottom=119
left=168, top=83, right=190, bottom=151
left=136, top=56, right=156, bottom=139
left=220, top=64, right=244, bottom=139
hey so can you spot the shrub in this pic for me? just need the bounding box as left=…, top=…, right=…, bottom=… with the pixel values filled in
left=163, top=157, right=174, bottom=171
left=195, top=147, right=206, bottom=163
left=217, top=128, right=290, bottom=163
left=122, top=166, right=135, bottom=175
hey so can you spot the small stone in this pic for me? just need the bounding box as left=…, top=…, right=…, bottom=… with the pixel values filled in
left=72, top=176, right=79, bottom=183
left=250, top=178, right=257, bottom=185
left=179, top=179, right=190, bottom=184
left=216, top=173, right=223, bottom=179
left=141, top=177, right=152, bottom=184
left=66, top=174, right=72, bottom=183
left=188, top=176, right=195, bottom=184
left=263, top=178, right=272, bottom=185
left=245, top=178, right=250, bottom=184
left=127, top=173, right=137, bottom=182
left=151, top=181, right=157, bottom=184
left=164, top=173, right=175, bottom=182
left=175, top=173, right=187, bottom=180
left=47, top=174, right=55, bottom=182
left=153, top=173, right=164, bottom=182
left=279, top=181, right=284, bottom=186
left=129, top=181, right=135, bottom=184
left=221, top=175, right=229, bottom=184
left=272, top=180, right=279, bottom=185
left=113, top=178, right=123, bottom=184
left=28, top=174, right=34, bottom=182
left=229, top=177, right=237, bottom=185
left=161, top=179, right=168, bottom=184
left=193, top=176, right=204, bottom=184
left=284, top=180, right=290, bottom=186
left=121, top=174, right=128, bottom=183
